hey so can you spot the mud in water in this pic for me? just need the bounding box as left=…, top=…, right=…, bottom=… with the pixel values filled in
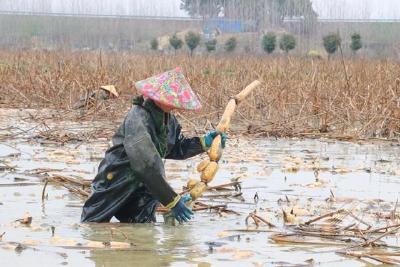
left=1, top=109, right=400, bottom=266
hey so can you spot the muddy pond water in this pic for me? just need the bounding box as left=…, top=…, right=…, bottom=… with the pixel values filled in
left=0, top=110, right=399, bottom=266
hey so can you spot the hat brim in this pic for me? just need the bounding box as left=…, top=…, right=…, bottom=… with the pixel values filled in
left=100, top=85, right=119, bottom=97
left=135, top=68, right=202, bottom=111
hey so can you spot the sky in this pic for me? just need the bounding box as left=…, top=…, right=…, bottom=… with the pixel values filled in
left=312, top=0, right=400, bottom=20
left=0, top=0, right=399, bottom=20
left=0, top=0, right=188, bottom=17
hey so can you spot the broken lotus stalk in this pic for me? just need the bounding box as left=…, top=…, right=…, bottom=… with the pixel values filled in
left=189, top=80, right=262, bottom=200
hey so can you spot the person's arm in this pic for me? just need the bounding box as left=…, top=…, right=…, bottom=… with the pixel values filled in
left=123, top=109, right=178, bottom=207
left=166, top=118, right=205, bottom=160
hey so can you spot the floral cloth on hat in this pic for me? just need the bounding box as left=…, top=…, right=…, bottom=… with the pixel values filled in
left=135, top=67, right=202, bottom=111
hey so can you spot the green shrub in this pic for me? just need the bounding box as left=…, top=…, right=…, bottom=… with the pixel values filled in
left=205, top=39, right=217, bottom=52
left=323, top=33, right=341, bottom=56
left=150, top=38, right=158, bottom=51
left=185, top=31, right=201, bottom=56
left=279, top=33, right=296, bottom=53
left=224, top=37, right=237, bottom=52
left=262, top=32, right=276, bottom=54
left=169, top=34, right=183, bottom=52
left=350, top=33, right=362, bottom=54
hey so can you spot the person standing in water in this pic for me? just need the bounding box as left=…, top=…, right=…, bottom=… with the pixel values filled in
left=81, top=68, right=226, bottom=223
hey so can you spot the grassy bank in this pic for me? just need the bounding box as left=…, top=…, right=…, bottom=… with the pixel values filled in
left=0, top=50, right=399, bottom=139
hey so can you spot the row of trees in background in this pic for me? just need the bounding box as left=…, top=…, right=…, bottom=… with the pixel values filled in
left=150, top=31, right=363, bottom=57
left=323, top=32, right=362, bottom=57
left=261, top=32, right=362, bottom=56
left=150, top=31, right=237, bottom=54
left=261, top=32, right=296, bottom=54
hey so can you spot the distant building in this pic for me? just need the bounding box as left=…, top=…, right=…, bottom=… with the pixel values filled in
left=203, top=19, right=245, bottom=35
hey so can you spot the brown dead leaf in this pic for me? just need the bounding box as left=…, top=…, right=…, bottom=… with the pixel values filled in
left=197, top=262, right=212, bottom=267
left=271, top=234, right=342, bottom=245
left=329, top=196, right=356, bottom=204
left=49, top=236, right=78, bottom=247
left=291, top=206, right=312, bottom=216
left=282, top=209, right=298, bottom=224
left=283, top=164, right=300, bottom=173
left=22, top=212, right=32, bottom=225
left=1, top=243, right=18, bottom=250
left=285, top=156, right=303, bottom=165
left=108, top=241, right=131, bottom=249
left=85, top=241, right=106, bottom=248
left=306, top=178, right=327, bottom=188
left=215, top=247, right=254, bottom=260
left=216, top=246, right=236, bottom=253
left=232, top=250, right=254, bottom=260
left=333, top=167, right=350, bottom=174
left=217, top=231, right=231, bottom=238
left=22, top=239, right=41, bottom=246
left=51, top=150, right=67, bottom=155
left=66, top=159, right=80, bottom=164
left=16, top=212, right=32, bottom=225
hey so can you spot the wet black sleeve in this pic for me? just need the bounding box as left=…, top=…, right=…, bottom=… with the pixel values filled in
left=123, top=110, right=177, bottom=206
left=166, top=118, right=205, bottom=160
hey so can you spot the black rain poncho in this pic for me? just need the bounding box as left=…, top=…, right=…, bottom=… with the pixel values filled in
left=81, top=98, right=204, bottom=223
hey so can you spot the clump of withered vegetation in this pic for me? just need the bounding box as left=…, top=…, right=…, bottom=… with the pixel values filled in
left=0, top=50, right=398, bottom=139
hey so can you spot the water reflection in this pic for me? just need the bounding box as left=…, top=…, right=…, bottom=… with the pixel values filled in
left=83, top=223, right=198, bottom=266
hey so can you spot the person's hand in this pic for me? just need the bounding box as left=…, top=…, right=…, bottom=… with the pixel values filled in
left=181, top=194, right=192, bottom=203
left=203, top=130, right=227, bottom=149
left=171, top=195, right=193, bottom=223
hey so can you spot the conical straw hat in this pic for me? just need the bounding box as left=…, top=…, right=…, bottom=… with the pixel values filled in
left=100, top=85, right=119, bottom=97
left=135, top=67, right=202, bottom=111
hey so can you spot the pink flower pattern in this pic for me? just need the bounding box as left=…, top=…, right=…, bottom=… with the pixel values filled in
left=135, top=67, right=202, bottom=111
